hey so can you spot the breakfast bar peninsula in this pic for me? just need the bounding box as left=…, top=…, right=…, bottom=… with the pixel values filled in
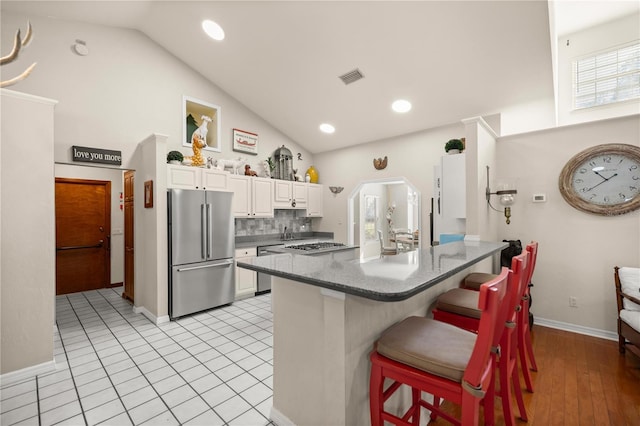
left=237, top=240, right=507, bottom=425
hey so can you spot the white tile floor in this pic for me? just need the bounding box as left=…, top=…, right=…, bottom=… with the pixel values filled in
left=0, top=288, right=275, bottom=425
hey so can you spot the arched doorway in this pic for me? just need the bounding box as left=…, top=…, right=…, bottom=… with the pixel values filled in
left=347, top=177, right=420, bottom=260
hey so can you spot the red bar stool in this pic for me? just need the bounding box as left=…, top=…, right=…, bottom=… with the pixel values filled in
left=460, top=242, right=539, bottom=392
left=369, top=268, right=511, bottom=426
left=432, top=252, right=529, bottom=425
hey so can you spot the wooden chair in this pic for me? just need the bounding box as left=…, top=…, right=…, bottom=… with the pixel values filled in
left=393, top=228, right=415, bottom=252
left=369, top=268, right=511, bottom=426
left=459, top=241, right=539, bottom=393
left=431, top=251, right=530, bottom=425
left=614, top=266, right=640, bottom=358
left=378, top=229, right=397, bottom=256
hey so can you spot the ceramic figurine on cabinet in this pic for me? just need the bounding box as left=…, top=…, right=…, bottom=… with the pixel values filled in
left=244, top=164, right=258, bottom=177
left=189, top=115, right=211, bottom=167
left=216, top=157, right=246, bottom=174
left=262, top=159, right=274, bottom=178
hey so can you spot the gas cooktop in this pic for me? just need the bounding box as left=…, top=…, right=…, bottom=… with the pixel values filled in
left=285, top=242, right=346, bottom=251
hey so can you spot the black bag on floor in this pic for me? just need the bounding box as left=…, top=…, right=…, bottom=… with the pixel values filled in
left=500, top=239, right=522, bottom=267
left=501, top=239, right=535, bottom=329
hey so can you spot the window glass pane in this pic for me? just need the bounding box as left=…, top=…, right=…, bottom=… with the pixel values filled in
left=363, top=195, right=378, bottom=241
left=573, top=41, right=640, bottom=109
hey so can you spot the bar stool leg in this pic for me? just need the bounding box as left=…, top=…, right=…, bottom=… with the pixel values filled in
left=369, top=362, right=384, bottom=426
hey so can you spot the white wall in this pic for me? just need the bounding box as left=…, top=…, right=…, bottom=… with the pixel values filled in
left=0, top=10, right=316, bottom=328
left=317, top=114, right=640, bottom=336
left=497, top=114, right=640, bottom=335
left=1, top=90, right=56, bottom=376
left=557, top=13, right=640, bottom=127
left=314, top=123, right=466, bottom=246
left=0, top=11, right=313, bottom=174
left=54, top=164, right=125, bottom=285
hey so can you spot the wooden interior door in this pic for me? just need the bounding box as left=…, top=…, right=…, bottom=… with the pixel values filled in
left=123, top=171, right=134, bottom=302
left=56, top=178, right=111, bottom=295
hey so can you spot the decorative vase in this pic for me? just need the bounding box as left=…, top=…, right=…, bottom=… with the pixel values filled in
left=447, top=149, right=460, bottom=154
left=169, top=160, right=181, bottom=165
left=306, top=166, right=318, bottom=183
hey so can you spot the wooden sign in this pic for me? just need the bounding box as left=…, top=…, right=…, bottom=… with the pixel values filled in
left=72, top=145, right=122, bottom=166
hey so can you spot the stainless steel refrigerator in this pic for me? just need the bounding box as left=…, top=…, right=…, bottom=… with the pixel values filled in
left=168, top=189, right=235, bottom=319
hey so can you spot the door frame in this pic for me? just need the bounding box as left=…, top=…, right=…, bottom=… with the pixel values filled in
left=123, top=170, right=135, bottom=302
left=55, top=177, right=112, bottom=293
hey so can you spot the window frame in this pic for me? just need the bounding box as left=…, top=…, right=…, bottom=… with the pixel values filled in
left=572, top=40, right=640, bottom=111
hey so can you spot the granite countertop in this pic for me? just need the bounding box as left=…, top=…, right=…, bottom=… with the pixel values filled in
left=237, top=240, right=508, bottom=301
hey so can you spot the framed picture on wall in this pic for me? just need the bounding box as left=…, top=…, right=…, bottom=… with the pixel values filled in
left=183, top=95, right=221, bottom=152
left=144, top=180, right=153, bottom=208
left=232, top=128, right=259, bottom=155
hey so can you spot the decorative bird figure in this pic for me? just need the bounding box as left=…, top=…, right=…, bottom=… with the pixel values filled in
left=373, top=156, right=388, bottom=170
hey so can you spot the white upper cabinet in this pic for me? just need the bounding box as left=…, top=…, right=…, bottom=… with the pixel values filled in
left=228, top=175, right=274, bottom=218
left=292, top=182, right=308, bottom=209
left=167, top=165, right=228, bottom=190
left=306, top=184, right=323, bottom=217
left=273, top=181, right=308, bottom=209
left=441, top=154, right=466, bottom=219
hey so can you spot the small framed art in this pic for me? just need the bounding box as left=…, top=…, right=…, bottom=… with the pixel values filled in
left=232, top=128, right=259, bottom=155
left=144, top=180, right=153, bottom=208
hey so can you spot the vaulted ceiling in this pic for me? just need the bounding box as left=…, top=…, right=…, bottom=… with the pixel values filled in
left=3, top=1, right=636, bottom=153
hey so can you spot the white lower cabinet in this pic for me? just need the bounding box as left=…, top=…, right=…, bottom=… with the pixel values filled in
left=235, top=247, right=257, bottom=299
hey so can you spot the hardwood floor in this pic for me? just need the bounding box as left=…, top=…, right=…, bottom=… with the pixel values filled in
left=431, top=325, right=640, bottom=425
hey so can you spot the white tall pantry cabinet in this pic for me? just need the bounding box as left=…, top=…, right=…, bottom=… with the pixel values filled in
left=432, top=153, right=466, bottom=243
left=1, top=90, right=57, bottom=377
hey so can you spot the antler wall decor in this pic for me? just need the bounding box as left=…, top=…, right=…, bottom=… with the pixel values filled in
left=1, top=22, right=37, bottom=88
left=373, top=156, right=388, bottom=170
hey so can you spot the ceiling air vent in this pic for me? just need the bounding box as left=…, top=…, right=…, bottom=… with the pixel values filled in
left=339, top=68, right=364, bottom=85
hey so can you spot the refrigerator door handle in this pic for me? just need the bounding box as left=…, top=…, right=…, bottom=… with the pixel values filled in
left=206, top=203, right=212, bottom=259
left=176, top=259, right=233, bottom=272
left=201, top=204, right=206, bottom=259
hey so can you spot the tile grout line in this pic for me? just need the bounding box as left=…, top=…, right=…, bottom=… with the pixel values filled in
left=3, top=288, right=275, bottom=426
left=91, top=288, right=229, bottom=424
left=64, top=291, right=149, bottom=425
left=50, top=294, right=89, bottom=426
left=36, top=375, right=41, bottom=426
left=75, top=290, right=177, bottom=426
left=186, top=302, right=274, bottom=422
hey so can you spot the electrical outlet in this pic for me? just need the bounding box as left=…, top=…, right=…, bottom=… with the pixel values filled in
left=569, top=296, right=578, bottom=308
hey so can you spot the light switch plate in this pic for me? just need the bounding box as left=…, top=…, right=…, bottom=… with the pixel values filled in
left=532, top=193, right=546, bottom=203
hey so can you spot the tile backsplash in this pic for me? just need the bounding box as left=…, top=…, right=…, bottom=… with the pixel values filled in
left=235, top=209, right=312, bottom=237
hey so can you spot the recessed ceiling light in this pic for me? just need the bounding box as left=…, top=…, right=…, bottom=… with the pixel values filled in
left=392, top=99, right=412, bottom=113
left=202, top=19, right=225, bottom=41
left=319, top=123, right=335, bottom=134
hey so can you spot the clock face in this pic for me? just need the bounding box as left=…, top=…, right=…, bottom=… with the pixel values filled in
left=559, top=144, right=640, bottom=216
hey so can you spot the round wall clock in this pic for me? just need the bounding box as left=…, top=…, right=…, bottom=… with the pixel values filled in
left=559, top=144, right=640, bottom=216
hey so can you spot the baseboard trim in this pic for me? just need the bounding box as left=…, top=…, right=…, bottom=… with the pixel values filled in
left=133, top=305, right=170, bottom=325
left=0, top=359, right=56, bottom=387
left=270, top=406, right=295, bottom=426
left=535, top=317, right=617, bottom=341
left=107, top=282, right=123, bottom=288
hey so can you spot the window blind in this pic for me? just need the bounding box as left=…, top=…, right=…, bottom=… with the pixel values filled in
left=573, top=41, right=640, bottom=109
